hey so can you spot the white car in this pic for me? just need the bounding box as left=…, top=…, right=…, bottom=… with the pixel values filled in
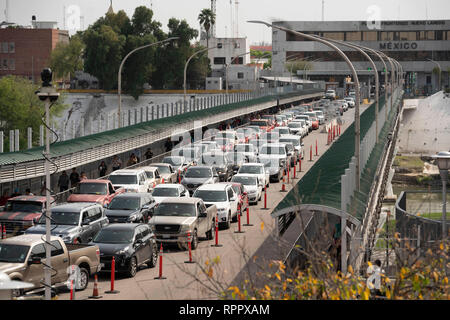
left=325, top=89, right=336, bottom=99
left=237, top=163, right=269, bottom=188
left=162, top=156, right=190, bottom=175
left=258, top=143, right=290, bottom=182
left=193, top=184, right=239, bottom=229
left=261, top=132, right=280, bottom=143
left=234, top=143, right=258, bottom=157
left=109, top=169, right=152, bottom=193
left=294, top=115, right=312, bottom=132
left=140, top=166, right=162, bottom=189
left=272, top=126, right=291, bottom=137
left=280, top=135, right=304, bottom=161
left=148, top=163, right=177, bottom=184
left=231, top=174, right=263, bottom=205
left=288, top=120, right=308, bottom=137
left=344, top=97, right=355, bottom=108
left=151, top=184, right=190, bottom=204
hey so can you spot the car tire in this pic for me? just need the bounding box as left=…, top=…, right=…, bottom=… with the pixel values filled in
left=232, top=210, right=238, bottom=222
left=206, top=221, right=214, bottom=240
left=126, top=256, right=138, bottom=278
left=225, top=213, right=231, bottom=229
left=147, top=242, right=158, bottom=268
left=191, top=230, right=198, bottom=250
left=77, top=267, right=90, bottom=291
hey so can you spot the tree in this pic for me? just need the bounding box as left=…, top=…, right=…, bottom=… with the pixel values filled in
left=151, top=19, right=208, bottom=90
left=198, top=8, right=216, bottom=48
left=285, top=60, right=312, bottom=78
left=0, top=76, right=67, bottom=151
left=49, top=35, right=84, bottom=83
left=251, top=49, right=272, bottom=69
left=82, top=24, right=126, bottom=90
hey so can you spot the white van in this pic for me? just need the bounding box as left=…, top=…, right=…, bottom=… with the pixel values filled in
left=109, top=169, right=151, bottom=193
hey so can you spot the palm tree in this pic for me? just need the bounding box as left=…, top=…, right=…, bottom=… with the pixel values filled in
left=198, top=8, right=216, bottom=48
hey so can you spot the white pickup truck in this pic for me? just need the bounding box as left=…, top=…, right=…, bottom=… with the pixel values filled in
left=148, top=198, right=216, bottom=250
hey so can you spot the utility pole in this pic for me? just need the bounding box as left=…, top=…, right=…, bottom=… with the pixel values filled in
left=36, top=68, right=60, bottom=301
left=322, top=0, right=325, bottom=21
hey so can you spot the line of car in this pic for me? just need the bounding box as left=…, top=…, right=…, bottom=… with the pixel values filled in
left=0, top=100, right=332, bottom=296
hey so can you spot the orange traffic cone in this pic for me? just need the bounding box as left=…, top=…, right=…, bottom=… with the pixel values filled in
left=88, top=274, right=102, bottom=299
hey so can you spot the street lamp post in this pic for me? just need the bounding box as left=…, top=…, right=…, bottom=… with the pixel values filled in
left=184, top=46, right=217, bottom=112
left=117, top=37, right=179, bottom=128
left=310, top=36, right=380, bottom=143
left=433, top=151, right=450, bottom=241
left=249, top=21, right=361, bottom=192
left=427, top=58, right=442, bottom=93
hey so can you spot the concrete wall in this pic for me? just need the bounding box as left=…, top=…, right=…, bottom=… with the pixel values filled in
left=397, top=91, right=450, bottom=155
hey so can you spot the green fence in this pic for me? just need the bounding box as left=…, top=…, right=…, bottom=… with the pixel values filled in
left=0, top=88, right=322, bottom=166
left=274, top=94, right=401, bottom=220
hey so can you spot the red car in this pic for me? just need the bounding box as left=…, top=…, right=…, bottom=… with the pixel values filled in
left=249, top=119, right=274, bottom=132
left=67, top=179, right=125, bottom=206
left=261, top=114, right=277, bottom=127
left=219, top=182, right=249, bottom=215
left=0, top=195, right=54, bottom=235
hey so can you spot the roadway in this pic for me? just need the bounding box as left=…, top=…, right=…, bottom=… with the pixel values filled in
left=56, top=101, right=372, bottom=300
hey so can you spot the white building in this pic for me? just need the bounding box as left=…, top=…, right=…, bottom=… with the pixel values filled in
left=200, top=37, right=250, bottom=70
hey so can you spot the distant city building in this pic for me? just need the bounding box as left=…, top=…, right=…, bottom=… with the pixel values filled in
left=200, top=37, right=250, bottom=70
left=0, top=18, right=69, bottom=83
left=272, top=20, right=450, bottom=95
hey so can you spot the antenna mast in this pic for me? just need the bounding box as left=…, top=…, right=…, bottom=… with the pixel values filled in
left=211, top=0, right=216, bottom=37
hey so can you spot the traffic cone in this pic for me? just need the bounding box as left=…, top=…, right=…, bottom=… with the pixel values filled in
left=281, top=172, right=286, bottom=192
left=161, top=178, right=165, bottom=184
left=88, top=274, right=103, bottom=299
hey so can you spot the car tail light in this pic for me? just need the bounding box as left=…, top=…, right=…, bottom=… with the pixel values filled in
left=73, top=238, right=78, bottom=244
left=96, top=248, right=100, bottom=257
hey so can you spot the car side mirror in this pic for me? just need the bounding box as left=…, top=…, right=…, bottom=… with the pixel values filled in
left=200, top=211, right=207, bottom=217
left=301, top=142, right=305, bottom=147
left=28, top=256, right=42, bottom=265
left=103, top=203, right=108, bottom=208
left=230, top=197, right=237, bottom=201
left=82, top=219, right=90, bottom=226
left=134, top=239, right=143, bottom=246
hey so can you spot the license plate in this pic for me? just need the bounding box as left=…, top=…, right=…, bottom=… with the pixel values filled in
left=162, top=234, right=171, bottom=239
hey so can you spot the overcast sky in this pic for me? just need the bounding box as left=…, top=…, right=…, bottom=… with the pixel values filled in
left=2, top=0, right=450, bottom=44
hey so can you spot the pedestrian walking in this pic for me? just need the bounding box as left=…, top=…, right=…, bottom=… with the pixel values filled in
left=98, top=161, right=108, bottom=177
left=145, top=148, right=153, bottom=160
left=70, top=168, right=80, bottom=188
left=127, top=153, right=138, bottom=167
left=10, top=188, right=21, bottom=197
left=366, top=259, right=384, bottom=296
left=58, top=171, right=70, bottom=192
left=112, top=155, right=122, bottom=171
left=0, top=190, right=10, bottom=206
left=80, top=172, right=87, bottom=181
left=25, top=188, right=34, bottom=196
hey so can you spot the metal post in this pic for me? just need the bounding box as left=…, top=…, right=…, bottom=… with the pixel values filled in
left=13, top=129, right=19, bottom=151
left=157, top=105, right=160, bottom=119
left=43, top=99, right=52, bottom=300
left=341, top=216, right=347, bottom=274
left=145, top=106, right=149, bottom=122
left=151, top=105, right=154, bottom=120
left=441, top=169, right=448, bottom=241
left=0, top=131, right=3, bottom=153
left=27, top=127, right=32, bottom=149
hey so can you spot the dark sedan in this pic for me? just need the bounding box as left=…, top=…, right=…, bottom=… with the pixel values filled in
left=105, top=193, right=156, bottom=223
left=90, top=223, right=158, bottom=277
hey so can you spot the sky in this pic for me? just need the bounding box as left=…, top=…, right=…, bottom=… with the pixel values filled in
left=2, top=0, right=450, bottom=44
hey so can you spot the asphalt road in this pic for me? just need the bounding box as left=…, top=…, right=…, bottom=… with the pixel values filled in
left=55, top=101, right=372, bottom=300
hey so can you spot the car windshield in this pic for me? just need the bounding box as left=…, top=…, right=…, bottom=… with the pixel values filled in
left=232, top=176, right=257, bottom=186
left=145, top=171, right=154, bottom=178
left=109, top=175, right=137, bottom=185
left=0, top=244, right=30, bottom=263
left=152, top=165, right=170, bottom=174
left=185, top=168, right=212, bottom=178
left=276, top=128, right=289, bottom=134
left=280, top=139, right=300, bottom=147
left=78, top=183, right=107, bottom=195
left=93, top=229, right=134, bottom=244
left=154, top=203, right=196, bottom=217
left=38, top=211, right=80, bottom=226
left=194, top=190, right=227, bottom=202
left=250, top=120, right=268, bottom=127
left=288, top=123, right=301, bottom=128
left=202, top=154, right=226, bottom=166
left=263, top=133, right=279, bottom=140
left=163, top=157, right=182, bottom=168
left=214, top=139, right=229, bottom=146
left=226, top=152, right=245, bottom=163
left=5, top=201, right=42, bottom=213
left=152, top=187, right=179, bottom=197
left=235, top=145, right=253, bottom=152
left=108, top=197, right=140, bottom=210
left=239, top=166, right=263, bottom=174
left=260, top=146, right=285, bottom=155
left=181, top=149, right=196, bottom=159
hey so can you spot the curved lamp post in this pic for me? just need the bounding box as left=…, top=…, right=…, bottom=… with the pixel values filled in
left=184, top=46, right=218, bottom=112
left=248, top=20, right=362, bottom=192
left=310, top=35, right=380, bottom=143
left=432, top=151, right=450, bottom=241
left=117, top=37, right=179, bottom=128
left=427, top=58, right=442, bottom=93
